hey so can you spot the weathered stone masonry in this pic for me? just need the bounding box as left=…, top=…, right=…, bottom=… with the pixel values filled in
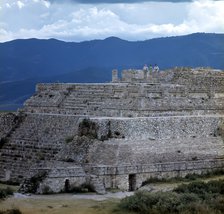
left=0, top=67, right=224, bottom=193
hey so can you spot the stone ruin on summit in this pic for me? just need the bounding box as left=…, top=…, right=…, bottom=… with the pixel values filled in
left=0, top=67, right=224, bottom=194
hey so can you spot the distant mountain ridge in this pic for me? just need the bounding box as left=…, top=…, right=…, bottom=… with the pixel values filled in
left=0, top=33, right=224, bottom=110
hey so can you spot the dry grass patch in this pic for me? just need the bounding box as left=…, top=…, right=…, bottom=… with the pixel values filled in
left=0, top=194, right=129, bottom=214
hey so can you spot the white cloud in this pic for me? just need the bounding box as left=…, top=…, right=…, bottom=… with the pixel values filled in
left=40, top=12, right=50, bottom=19
left=0, top=29, right=14, bottom=42
left=71, top=7, right=121, bottom=28
left=186, top=0, right=224, bottom=33
left=32, top=0, right=50, bottom=7
left=42, top=0, right=50, bottom=8
left=0, top=0, right=223, bottom=42
left=17, top=1, right=25, bottom=9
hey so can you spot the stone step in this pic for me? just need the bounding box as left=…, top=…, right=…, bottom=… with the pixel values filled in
left=0, top=113, right=81, bottom=182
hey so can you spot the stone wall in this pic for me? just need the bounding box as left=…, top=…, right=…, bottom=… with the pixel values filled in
left=171, top=68, right=224, bottom=92
left=37, top=166, right=86, bottom=193
left=92, top=116, right=223, bottom=140
left=0, top=113, right=17, bottom=139
left=122, top=69, right=145, bottom=81
left=89, top=158, right=224, bottom=190
left=36, top=158, right=224, bottom=192
left=120, top=67, right=224, bottom=92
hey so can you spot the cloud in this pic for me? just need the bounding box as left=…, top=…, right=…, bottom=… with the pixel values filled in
left=42, top=0, right=51, bottom=8
left=49, top=0, right=221, bottom=3
left=0, top=0, right=223, bottom=42
left=6, top=3, right=11, bottom=8
left=186, top=0, right=224, bottom=33
left=17, top=1, right=25, bottom=9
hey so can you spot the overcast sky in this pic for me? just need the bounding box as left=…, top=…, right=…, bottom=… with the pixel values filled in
left=0, top=0, right=223, bottom=42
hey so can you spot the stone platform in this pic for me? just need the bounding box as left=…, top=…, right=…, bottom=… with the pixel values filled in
left=0, top=67, right=224, bottom=193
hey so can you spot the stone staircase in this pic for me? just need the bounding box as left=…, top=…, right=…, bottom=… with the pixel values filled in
left=22, top=81, right=224, bottom=117
left=91, top=85, right=220, bottom=114
left=61, top=87, right=111, bottom=115
left=0, top=113, right=81, bottom=182
left=24, top=90, right=65, bottom=109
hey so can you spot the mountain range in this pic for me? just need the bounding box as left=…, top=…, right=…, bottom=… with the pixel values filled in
left=0, top=33, right=224, bottom=110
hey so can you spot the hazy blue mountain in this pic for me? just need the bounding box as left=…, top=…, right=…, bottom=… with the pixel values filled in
left=0, top=33, right=224, bottom=110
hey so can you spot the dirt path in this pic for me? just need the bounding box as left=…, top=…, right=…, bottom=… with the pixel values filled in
left=13, top=191, right=134, bottom=201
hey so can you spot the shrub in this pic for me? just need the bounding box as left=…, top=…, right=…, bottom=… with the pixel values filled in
left=65, top=182, right=95, bottom=193
left=64, top=158, right=74, bottom=162
left=119, top=191, right=150, bottom=212
left=208, top=196, right=224, bottom=213
left=206, top=180, right=224, bottom=194
left=217, top=122, right=224, bottom=140
left=42, top=185, right=53, bottom=194
left=174, top=180, right=224, bottom=195
left=81, top=183, right=95, bottom=192
left=0, top=209, right=23, bottom=214
left=174, top=181, right=207, bottom=195
left=78, top=119, right=98, bottom=139
left=152, top=192, right=181, bottom=214
left=184, top=173, right=199, bottom=180
left=142, top=170, right=224, bottom=187
left=179, top=203, right=213, bottom=214
left=29, top=171, right=48, bottom=193
left=119, top=180, right=224, bottom=214
left=178, top=193, right=200, bottom=204
left=0, top=187, right=13, bottom=199
left=0, top=137, right=8, bottom=149
left=19, top=171, right=48, bottom=194
left=142, top=177, right=166, bottom=185
left=36, top=152, right=45, bottom=160
left=65, top=136, right=74, bottom=143
left=210, top=168, right=224, bottom=176
left=120, top=191, right=182, bottom=214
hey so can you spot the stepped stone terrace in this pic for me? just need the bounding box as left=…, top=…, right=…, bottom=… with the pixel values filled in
left=0, top=67, right=224, bottom=194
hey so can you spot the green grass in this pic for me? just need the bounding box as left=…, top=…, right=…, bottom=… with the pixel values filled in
left=0, top=183, right=19, bottom=194
left=0, top=196, right=129, bottom=214
left=0, top=182, right=19, bottom=192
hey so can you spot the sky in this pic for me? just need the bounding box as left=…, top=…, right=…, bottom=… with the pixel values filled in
left=0, top=0, right=224, bottom=42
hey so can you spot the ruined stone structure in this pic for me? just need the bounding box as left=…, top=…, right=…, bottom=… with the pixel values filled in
left=0, top=67, right=224, bottom=194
